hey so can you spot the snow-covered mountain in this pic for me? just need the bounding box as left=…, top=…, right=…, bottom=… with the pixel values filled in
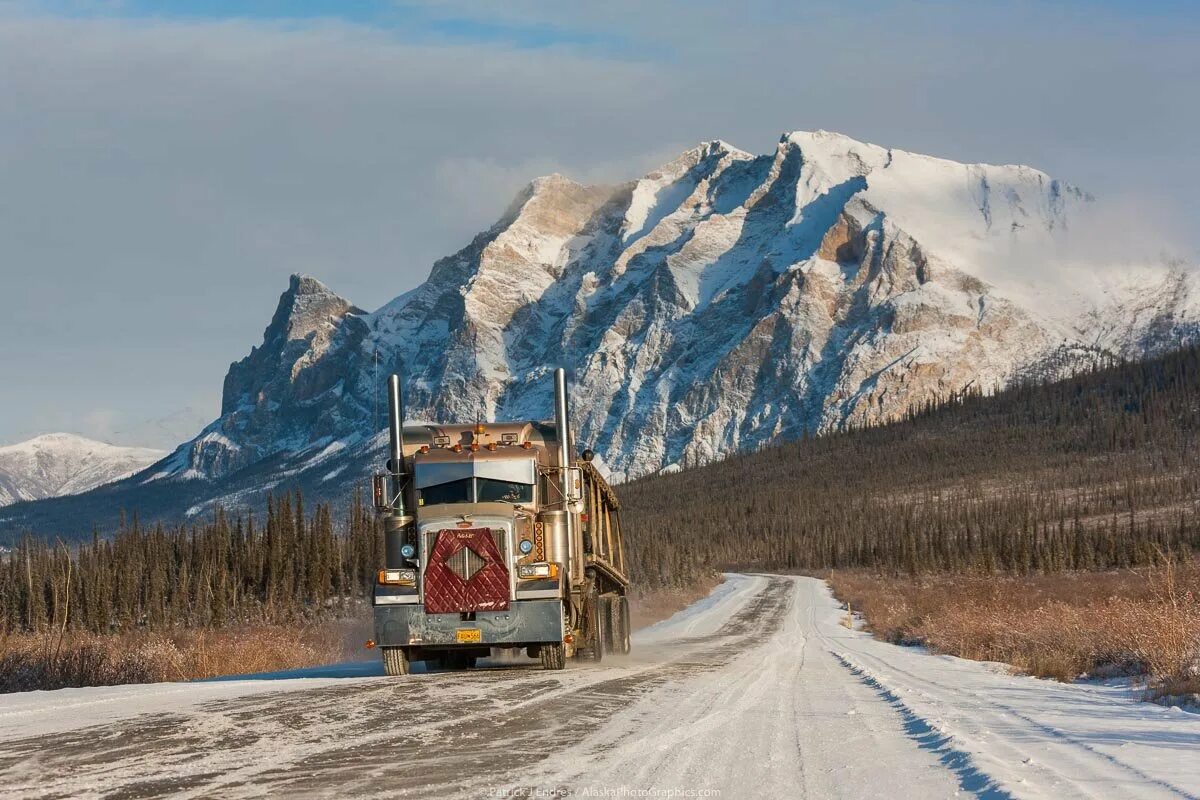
left=4, top=130, right=1197, bottom=533
left=0, top=434, right=164, bottom=507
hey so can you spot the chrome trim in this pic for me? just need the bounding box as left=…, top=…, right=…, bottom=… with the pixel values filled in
left=514, top=589, right=562, bottom=600
left=507, top=523, right=517, bottom=601
left=375, top=594, right=421, bottom=605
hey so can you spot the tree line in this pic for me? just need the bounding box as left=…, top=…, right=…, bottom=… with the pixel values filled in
left=618, top=345, right=1200, bottom=585
left=0, top=491, right=382, bottom=635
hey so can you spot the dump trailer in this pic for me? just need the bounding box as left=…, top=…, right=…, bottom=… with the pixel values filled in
left=369, top=368, right=632, bottom=674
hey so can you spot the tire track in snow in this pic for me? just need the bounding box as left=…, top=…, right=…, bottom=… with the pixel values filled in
left=803, top=572, right=1200, bottom=800
left=512, top=576, right=964, bottom=800
left=823, top=631, right=1198, bottom=800
left=831, top=652, right=1013, bottom=799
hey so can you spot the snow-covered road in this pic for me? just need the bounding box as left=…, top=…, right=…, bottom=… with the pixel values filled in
left=1, top=575, right=1197, bottom=799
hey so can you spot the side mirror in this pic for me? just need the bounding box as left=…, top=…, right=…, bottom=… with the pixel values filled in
left=565, top=466, right=584, bottom=504
left=371, top=473, right=391, bottom=514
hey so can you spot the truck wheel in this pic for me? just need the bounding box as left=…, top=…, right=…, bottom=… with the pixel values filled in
left=382, top=647, right=411, bottom=676
left=540, top=642, right=566, bottom=670
left=601, top=596, right=616, bottom=653
left=616, top=596, right=632, bottom=655
left=581, top=585, right=603, bottom=662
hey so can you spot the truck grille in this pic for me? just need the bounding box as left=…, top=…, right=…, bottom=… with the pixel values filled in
left=426, top=528, right=507, bottom=569
left=445, top=546, right=486, bottom=581
left=422, top=527, right=510, bottom=614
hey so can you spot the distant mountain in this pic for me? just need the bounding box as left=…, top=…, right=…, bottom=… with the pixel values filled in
left=4, top=130, right=1197, bottom=537
left=0, top=434, right=164, bottom=507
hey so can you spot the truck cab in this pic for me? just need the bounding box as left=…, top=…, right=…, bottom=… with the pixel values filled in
left=370, top=370, right=630, bottom=674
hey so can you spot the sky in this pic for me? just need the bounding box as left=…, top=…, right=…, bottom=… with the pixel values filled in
left=1, top=0, right=1198, bottom=448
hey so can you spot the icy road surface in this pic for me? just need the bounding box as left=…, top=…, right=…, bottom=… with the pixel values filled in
left=1, top=575, right=1198, bottom=799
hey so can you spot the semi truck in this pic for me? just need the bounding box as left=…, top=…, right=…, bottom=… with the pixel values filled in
left=369, top=368, right=631, bottom=674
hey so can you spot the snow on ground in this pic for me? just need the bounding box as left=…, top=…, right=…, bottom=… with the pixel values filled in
left=820, top=572, right=1200, bottom=798
left=0, top=670, right=364, bottom=740
left=635, top=572, right=765, bottom=643
left=1, top=576, right=1197, bottom=799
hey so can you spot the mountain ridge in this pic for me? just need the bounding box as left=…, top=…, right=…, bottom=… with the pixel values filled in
left=0, top=434, right=165, bottom=507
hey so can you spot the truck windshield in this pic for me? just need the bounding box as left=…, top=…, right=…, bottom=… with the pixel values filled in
left=477, top=478, right=533, bottom=504
left=419, top=478, right=472, bottom=505
left=418, top=478, right=534, bottom=505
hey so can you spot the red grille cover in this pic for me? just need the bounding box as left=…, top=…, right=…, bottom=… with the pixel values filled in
left=423, top=528, right=510, bottom=613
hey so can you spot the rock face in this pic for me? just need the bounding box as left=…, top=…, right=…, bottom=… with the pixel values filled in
left=181, top=274, right=367, bottom=479
left=5, top=130, right=1198, bottom=531
left=0, top=434, right=164, bottom=506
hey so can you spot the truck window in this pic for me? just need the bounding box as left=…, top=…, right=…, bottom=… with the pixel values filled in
left=476, top=478, right=533, bottom=504
left=418, top=478, right=472, bottom=506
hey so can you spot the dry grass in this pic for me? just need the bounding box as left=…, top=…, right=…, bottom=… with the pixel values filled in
left=828, top=561, right=1200, bottom=697
left=0, top=617, right=373, bottom=694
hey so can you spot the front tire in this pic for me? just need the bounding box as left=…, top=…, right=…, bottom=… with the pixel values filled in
left=382, top=647, right=411, bottom=676
left=540, top=642, right=566, bottom=670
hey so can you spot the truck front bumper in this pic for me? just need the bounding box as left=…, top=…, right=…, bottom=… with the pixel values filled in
left=373, top=598, right=564, bottom=648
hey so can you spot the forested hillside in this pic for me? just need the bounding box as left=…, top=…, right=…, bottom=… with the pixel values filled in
left=619, top=346, right=1200, bottom=585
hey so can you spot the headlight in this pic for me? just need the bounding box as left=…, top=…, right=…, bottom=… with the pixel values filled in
left=518, top=539, right=534, bottom=554
left=517, top=563, right=557, bottom=580
left=378, top=568, right=417, bottom=585
left=400, top=543, right=416, bottom=559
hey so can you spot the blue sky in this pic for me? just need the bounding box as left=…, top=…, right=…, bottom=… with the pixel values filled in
left=31, top=0, right=638, bottom=49
left=31, top=0, right=1200, bottom=45
left=1, top=0, right=1198, bottom=448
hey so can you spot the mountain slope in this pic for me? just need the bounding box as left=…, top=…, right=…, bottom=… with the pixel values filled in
left=4, top=130, right=1197, bottom=535
left=0, top=434, right=164, bottom=507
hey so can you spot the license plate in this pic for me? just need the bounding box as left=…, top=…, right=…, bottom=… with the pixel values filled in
left=456, top=628, right=482, bottom=644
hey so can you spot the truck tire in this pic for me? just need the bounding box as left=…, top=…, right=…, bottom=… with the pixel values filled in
left=580, top=585, right=603, bottom=662
left=601, top=596, right=616, bottom=653
left=615, top=596, right=631, bottom=655
left=382, top=647, right=411, bottom=676
left=540, top=642, right=566, bottom=670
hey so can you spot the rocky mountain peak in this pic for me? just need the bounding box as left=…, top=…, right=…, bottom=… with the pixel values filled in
left=13, top=129, right=1194, bottom=531
left=271, top=273, right=355, bottom=343
left=218, top=273, right=365, bottom=442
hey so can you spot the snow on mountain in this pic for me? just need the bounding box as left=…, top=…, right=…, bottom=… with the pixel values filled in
left=0, top=434, right=165, bottom=507
left=6, top=130, right=1198, bottom=530
left=151, top=131, right=1200, bottom=491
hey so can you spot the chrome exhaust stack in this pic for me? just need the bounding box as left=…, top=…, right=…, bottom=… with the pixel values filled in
left=384, top=373, right=413, bottom=569
left=552, top=367, right=582, bottom=582
left=553, top=367, right=572, bottom=502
